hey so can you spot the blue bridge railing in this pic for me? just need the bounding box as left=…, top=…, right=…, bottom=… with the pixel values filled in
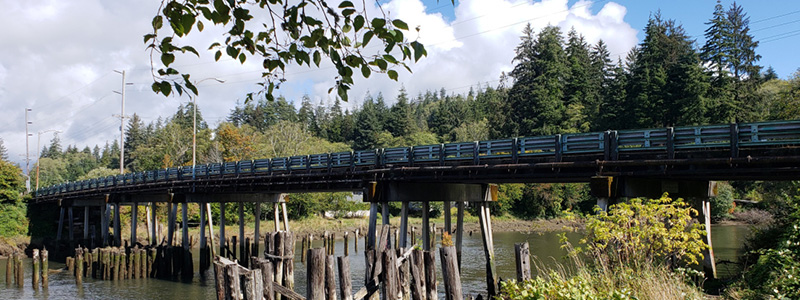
left=36, top=119, right=800, bottom=197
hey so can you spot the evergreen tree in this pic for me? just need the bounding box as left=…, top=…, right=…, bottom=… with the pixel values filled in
left=325, top=99, right=346, bottom=143
left=598, top=59, right=629, bottom=130
left=702, top=0, right=734, bottom=123
left=125, top=114, right=147, bottom=167
left=92, top=145, right=101, bottom=162
left=353, top=96, right=382, bottom=149
left=508, top=24, right=569, bottom=136
left=297, top=95, right=316, bottom=130
left=727, top=2, right=761, bottom=81
left=387, top=87, right=414, bottom=137
left=588, top=40, right=614, bottom=130
left=44, top=133, right=63, bottom=159
left=627, top=13, right=707, bottom=128
left=0, top=137, right=7, bottom=161
left=763, top=66, right=778, bottom=81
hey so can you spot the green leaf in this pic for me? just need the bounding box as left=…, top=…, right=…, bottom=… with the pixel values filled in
left=382, top=55, right=398, bottom=64
left=185, top=80, right=198, bottom=95
left=362, top=31, right=374, bottom=46
left=338, top=1, right=354, bottom=8
left=143, top=34, right=156, bottom=43
left=151, top=82, right=161, bottom=93
left=239, top=53, right=246, bottom=63
left=371, top=18, right=386, bottom=29
left=354, top=15, right=365, bottom=31
left=159, top=81, right=172, bottom=96
left=392, top=19, right=408, bottom=30
left=342, top=9, right=356, bottom=17
left=181, top=13, right=196, bottom=35
left=387, top=70, right=398, bottom=81
left=411, top=41, right=426, bottom=62
left=183, top=46, right=199, bottom=57
left=342, top=24, right=352, bottom=33
left=313, top=50, right=321, bottom=67
left=161, top=53, right=175, bottom=66
left=152, top=16, right=163, bottom=30
left=174, top=83, right=184, bottom=96
left=215, top=50, right=222, bottom=61
left=337, top=85, right=348, bottom=101
left=197, top=20, right=204, bottom=31
left=374, top=58, right=387, bottom=70
left=361, top=65, right=371, bottom=78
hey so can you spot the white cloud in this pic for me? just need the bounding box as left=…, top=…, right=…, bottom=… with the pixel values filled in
left=0, top=0, right=638, bottom=170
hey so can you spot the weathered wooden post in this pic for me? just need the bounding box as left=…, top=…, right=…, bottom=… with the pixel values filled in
left=16, top=252, right=24, bottom=287
left=307, top=248, right=326, bottom=300
left=343, top=232, right=350, bottom=256
left=274, top=232, right=285, bottom=300
left=32, top=249, right=40, bottom=289
left=326, top=254, right=337, bottom=300
left=338, top=256, right=353, bottom=300
left=301, top=235, right=307, bottom=263
left=238, top=202, right=245, bottom=267
left=41, top=248, right=49, bottom=288
left=354, top=229, right=359, bottom=252
left=243, top=267, right=264, bottom=300
left=6, top=252, right=12, bottom=285
left=456, top=201, right=464, bottom=269
left=131, top=203, right=138, bottom=245
left=213, top=258, right=226, bottom=300
left=220, top=202, right=226, bottom=258
left=515, top=242, right=531, bottom=281
left=75, top=248, right=84, bottom=285
left=399, top=248, right=411, bottom=300
left=440, top=246, right=462, bottom=300
left=113, top=203, right=121, bottom=246
left=226, top=260, right=241, bottom=300
left=284, top=232, right=295, bottom=291
left=424, top=251, right=436, bottom=300
left=410, top=249, right=424, bottom=300
left=251, top=257, right=274, bottom=300
left=383, top=249, right=401, bottom=300
left=478, top=200, right=498, bottom=296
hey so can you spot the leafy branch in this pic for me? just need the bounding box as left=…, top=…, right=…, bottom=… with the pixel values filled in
left=145, top=0, right=427, bottom=102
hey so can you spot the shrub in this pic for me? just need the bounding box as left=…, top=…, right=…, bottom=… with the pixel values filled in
left=577, top=195, right=707, bottom=267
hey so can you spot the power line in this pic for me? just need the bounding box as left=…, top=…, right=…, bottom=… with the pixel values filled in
left=751, top=9, right=800, bottom=24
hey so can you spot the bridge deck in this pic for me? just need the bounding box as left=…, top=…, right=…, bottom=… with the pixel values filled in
left=34, top=119, right=800, bottom=202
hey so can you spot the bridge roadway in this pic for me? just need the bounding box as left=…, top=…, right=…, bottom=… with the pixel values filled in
left=34, top=119, right=800, bottom=203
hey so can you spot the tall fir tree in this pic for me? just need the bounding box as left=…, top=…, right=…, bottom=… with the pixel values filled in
left=627, top=13, right=707, bottom=128
left=508, top=24, right=569, bottom=136
left=387, top=87, right=414, bottom=137
left=44, top=133, right=63, bottom=159
left=353, top=95, right=382, bottom=149
left=125, top=114, right=146, bottom=168
left=588, top=40, right=614, bottom=130
left=702, top=0, right=735, bottom=123
left=0, top=137, right=7, bottom=161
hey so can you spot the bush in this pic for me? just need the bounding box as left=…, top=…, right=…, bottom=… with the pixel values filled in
left=577, top=194, right=707, bottom=267
left=0, top=202, right=28, bottom=237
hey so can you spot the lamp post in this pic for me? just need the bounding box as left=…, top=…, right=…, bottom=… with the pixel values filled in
left=36, top=129, right=62, bottom=192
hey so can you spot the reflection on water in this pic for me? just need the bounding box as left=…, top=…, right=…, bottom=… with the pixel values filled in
left=0, top=225, right=751, bottom=299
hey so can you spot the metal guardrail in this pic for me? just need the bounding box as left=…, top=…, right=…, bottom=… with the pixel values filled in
left=36, top=119, right=800, bottom=197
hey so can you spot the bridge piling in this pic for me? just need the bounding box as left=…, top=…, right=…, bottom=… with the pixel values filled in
left=68, top=206, right=74, bottom=243
left=113, top=204, right=121, bottom=246
left=254, top=202, right=261, bottom=259
left=167, top=203, right=176, bottom=247
left=238, top=202, right=245, bottom=267
left=399, top=201, right=409, bottom=248
left=220, top=202, right=226, bottom=257
left=131, top=203, right=138, bottom=245
left=182, top=202, right=189, bottom=250
left=149, top=202, right=157, bottom=245
left=57, top=206, right=64, bottom=242
left=456, top=201, right=464, bottom=269
left=84, top=206, right=90, bottom=241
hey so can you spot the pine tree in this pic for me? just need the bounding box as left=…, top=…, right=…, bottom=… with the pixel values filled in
left=125, top=114, right=146, bottom=167
left=508, top=24, right=569, bottom=136
left=387, top=87, right=414, bottom=137
left=627, top=13, right=707, bottom=128
left=297, top=95, right=316, bottom=130
left=0, top=137, right=8, bottom=161
left=588, top=40, right=614, bottom=130
left=727, top=2, right=762, bottom=122
left=702, top=0, right=734, bottom=123
left=353, top=96, right=382, bottom=149
left=45, top=133, right=63, bottom=159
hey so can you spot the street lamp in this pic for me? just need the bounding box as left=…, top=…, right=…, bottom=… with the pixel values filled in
left=191, top=78, right=225, bottom=177
left=36, top=129, right=62, bottom=192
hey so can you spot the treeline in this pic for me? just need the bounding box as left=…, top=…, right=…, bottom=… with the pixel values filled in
left=33, top=3, right=800, bottom=220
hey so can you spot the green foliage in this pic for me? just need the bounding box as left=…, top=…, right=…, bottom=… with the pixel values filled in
left=147, top=0, right=426, bottom=102
left=0, top=160, right=24, bottom=204
left=512, top=183, right=590, bottom=219
left=732, top=183, right=800, bottom=299
left=0, top=202, right=28, bottom=237
left=78, top=167, right=119, bottom=181
left=0, top=137, right=8, bottom=161
left=577, top=195, right=707, bottom=267
left=711, top=181, right=735, bottom=220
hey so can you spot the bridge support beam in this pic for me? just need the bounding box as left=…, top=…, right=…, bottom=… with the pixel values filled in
left=101, top=202, right=109, bottom=246
left=150, top=202, right=157, bottom=245
left=113, top=203, right=121, bottom=246
left=167, top=203, right=177, bottom=246
left=220, top=202, right=226, bottom=257
left=456, top=201, right=464, bottom=269
left=399, top=201, right=409, bottom=248
left=700, top=199, right=717, bottom=279
left=83, top=206, right=90, bottom=241
left=68, top=206, right=74, bottom=243
left=131, top=202, right=137, bottom=245
left=182, top=202, right=189, bottom=250
left=253, top=202, right=260, bottom=258
left=238, top=202, right=244, bottom=263
left=56, top=206, right=64, bottom=242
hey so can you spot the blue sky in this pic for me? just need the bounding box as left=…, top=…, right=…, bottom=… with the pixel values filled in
left=2, top=0, right=799, bottom=170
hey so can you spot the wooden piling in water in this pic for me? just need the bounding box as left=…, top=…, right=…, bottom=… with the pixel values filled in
left=424, top=251, right=437, bottom=300
left=213, top=257, right=226, bottom=300
left=343, top=232, right=350, bottom=257
left=514, top=242, right=531, bottom=282
left=440, top=246, right=462, bottom=300
left=15, top=253, right=23, bottom=288
left=6, top=252, right=12, bottom=285
left=307, top=248, right=326, bottom=300
left=383, top=249, right=401, bottom=300
left=326, top=254, right=337, bottom=300
left=41, top=249, right=49, bottom=288
left=75, top=248, right=84, bottom=285
left=301, top=235, right=307, bottom=263
left=337, top=256, right=353, bottom=300
left=399, top=248, right=410, bottom=300
left=243, top=266, right=264, bottom=300
left=226, top=258, right=241, bottom=300
left=285, top=232, right=295, bottom=291
left=32, top=249, right=40, bottom=289
left=354, top=229, right=359, bottom=252
left=251, top=257, right=274, bottom=300
left=410, top=249, right=424, bottom=300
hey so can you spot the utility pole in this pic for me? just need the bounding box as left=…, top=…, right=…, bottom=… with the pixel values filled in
left=25, top=108, right=32, bottom=192
left=113, top=70, right=131, bottom=175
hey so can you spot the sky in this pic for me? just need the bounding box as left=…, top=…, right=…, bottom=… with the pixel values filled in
left=2, top=0, right=799, bottom=172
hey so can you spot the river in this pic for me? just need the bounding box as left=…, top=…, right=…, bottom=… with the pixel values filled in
left=0, top=224, right=752, bottom=299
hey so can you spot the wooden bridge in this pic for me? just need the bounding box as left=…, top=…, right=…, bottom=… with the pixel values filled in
left=31, top=119, right=800, bottom=295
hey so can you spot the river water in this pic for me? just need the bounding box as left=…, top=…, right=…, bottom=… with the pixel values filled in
left=0, top=225, right=752, bottom=299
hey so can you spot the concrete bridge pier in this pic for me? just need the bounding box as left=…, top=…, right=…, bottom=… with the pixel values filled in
left=590, top=176, right=718, bottom=278
left=365, top=182, right=499, bottom=296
